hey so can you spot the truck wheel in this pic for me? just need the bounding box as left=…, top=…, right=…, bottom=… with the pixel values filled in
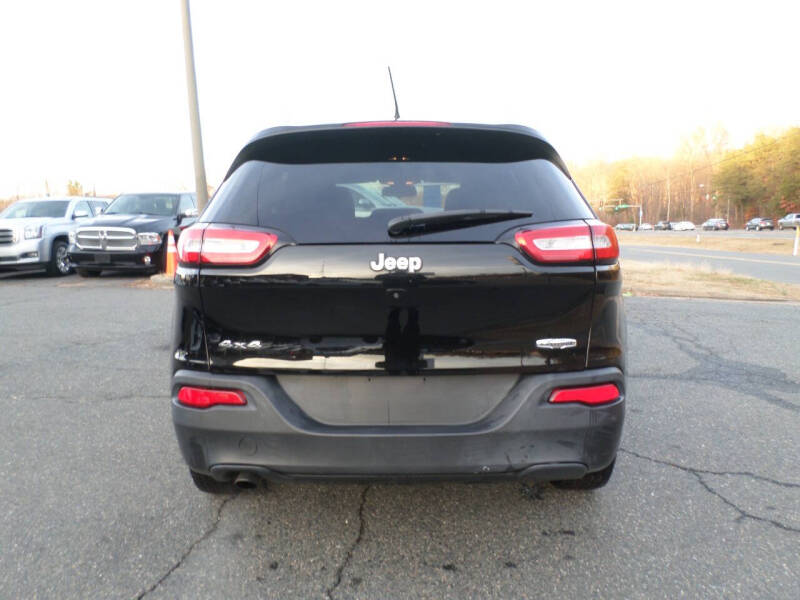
left=552, top=459, right=615, bottom=490
left=190, top=470, right=238, bottom=494
left=47, top=240, right=71, bottom=276
left=76, top=268, right=100, bottom=278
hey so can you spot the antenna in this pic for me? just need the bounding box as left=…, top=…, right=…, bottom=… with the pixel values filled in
left=387, top=66, right=400, bottom=121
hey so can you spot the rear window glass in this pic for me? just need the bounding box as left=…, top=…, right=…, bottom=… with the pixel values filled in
left=203, top=159, right=593, bottom=243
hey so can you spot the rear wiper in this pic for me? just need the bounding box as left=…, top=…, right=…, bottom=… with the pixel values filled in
left=387, top=209, right=533, bottom=237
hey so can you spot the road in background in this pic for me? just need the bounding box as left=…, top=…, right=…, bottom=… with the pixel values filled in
left=632, top=229, right=797, bottom=240
left=621, top=245, right=800, bottom=285
left=0, top=276, right=798, bottom=599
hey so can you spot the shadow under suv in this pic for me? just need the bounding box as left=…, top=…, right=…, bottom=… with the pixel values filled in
left=171, top=121, right=626, bottom=493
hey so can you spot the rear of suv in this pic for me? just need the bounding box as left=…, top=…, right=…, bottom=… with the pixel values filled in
left=171, top=122, right=626, bottom=493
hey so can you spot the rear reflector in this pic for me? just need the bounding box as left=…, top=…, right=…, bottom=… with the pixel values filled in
left=177, top=224, right=277, bottom=266
left=549, top=383, right=620, bottom=406
left=177, top=386, right=247, bottom=409
left=515, top=222, right=620, bottom=264
left=343, top=120, right=451, bottom=128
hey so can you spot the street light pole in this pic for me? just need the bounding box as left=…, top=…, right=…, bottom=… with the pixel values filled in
left=180, top=0, right=208, bottom=211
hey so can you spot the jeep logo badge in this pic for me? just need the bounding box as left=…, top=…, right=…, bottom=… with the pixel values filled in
left=370, top=252, right=422, bottom=273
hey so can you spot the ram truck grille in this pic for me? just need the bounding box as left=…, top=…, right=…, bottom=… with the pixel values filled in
left=75, top=228, right=138, bottom=251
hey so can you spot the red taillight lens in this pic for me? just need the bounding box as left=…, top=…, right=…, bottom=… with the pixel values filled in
left=515, top=225, right=595, bottom=263
left=176, top=224, right=206, bottom=265
left=549, top=383, right=620, bottom=406
left=200, top=226, right=277, bottom=266
left=177, top=386, right=247, bottom=409
left=589, top=223, right=620, bottom=262
left=514, top=222, right=619, bottom=264
left=176, top=224, right=277, bottom=267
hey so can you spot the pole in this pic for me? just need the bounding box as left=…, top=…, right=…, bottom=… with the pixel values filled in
left=180, top=0, right=209, bottom=211
left=665, top=173, right=671, bottom=221
left=793, top=225, right=799, bottom=257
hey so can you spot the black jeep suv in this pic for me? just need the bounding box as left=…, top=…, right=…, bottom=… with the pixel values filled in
left=68, top=192, right=197, bottom=276
left=171, top=122, right=626, bottom=493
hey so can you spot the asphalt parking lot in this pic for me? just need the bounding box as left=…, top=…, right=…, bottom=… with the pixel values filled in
left=1, top=274, right=798, bottom=599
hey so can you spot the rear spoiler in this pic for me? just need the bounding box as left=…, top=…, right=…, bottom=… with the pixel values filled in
left=224, top=125, right=571, bottom=181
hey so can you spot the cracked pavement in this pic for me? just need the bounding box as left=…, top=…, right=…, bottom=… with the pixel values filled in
left=1, top=273, right=798, bottom=598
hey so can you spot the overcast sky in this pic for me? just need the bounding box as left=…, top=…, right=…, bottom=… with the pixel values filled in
left=1, top=0, right=798, bottom=198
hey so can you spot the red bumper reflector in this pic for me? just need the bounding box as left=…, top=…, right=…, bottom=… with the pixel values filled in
left=177, top=387, right=247, bottom=409
left=549, top=383, right=620, bottom=406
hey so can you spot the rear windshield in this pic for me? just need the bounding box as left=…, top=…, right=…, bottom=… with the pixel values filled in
left=203, top=159, right=593, bottom=243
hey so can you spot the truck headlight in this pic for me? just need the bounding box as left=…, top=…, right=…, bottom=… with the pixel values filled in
left=24, top=225, right=44, bottom=240
left=68, top=231, right=76, bottom=244
left=137, top=232, right=162, bottom=246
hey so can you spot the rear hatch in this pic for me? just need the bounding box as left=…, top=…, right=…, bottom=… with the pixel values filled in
left=190, top=124, right=600, bottom=379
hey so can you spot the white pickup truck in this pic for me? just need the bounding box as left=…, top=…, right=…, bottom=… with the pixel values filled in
left=0, top=197, right=107, bottom=276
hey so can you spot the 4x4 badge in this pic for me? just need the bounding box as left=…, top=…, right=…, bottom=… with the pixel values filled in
left=370, top=252, right=422, bottom=273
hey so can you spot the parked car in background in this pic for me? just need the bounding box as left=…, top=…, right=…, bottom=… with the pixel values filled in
left=702, top=218, right=729, bottom=231
left=745, top=217, right=775, bottom=231
left=777, top=213, right=800, bottom=230
left=638, top=222, right=654, bottom=230
left=654, top=220, right=672, bottom=230
left=615, top=223, right=636, bottom=231
left=68, top=192, right=197, bottom=277
left=673, top=221, right=696, bottom=231
left=0, top=196, right=108, bottom=276
left=171, top=121, right=625, bottom=494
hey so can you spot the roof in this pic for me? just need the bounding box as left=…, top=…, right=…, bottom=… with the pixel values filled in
left=246, top=121, right=550, bottom=145
left=225, top=121, right=569, bottom=180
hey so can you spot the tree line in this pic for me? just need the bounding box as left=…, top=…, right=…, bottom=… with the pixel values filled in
left=571, top=127, right=800, bottom=226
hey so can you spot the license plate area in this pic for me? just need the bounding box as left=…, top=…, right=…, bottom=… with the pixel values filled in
left=94, top=253, right=110, bottom=264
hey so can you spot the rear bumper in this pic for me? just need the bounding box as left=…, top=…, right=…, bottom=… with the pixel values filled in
left=171, top=367, right=625, bottom=482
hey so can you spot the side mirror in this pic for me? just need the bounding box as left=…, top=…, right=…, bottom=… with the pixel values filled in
left=178, top=207, right=198, bottom=223
left=73, top=210, right=89, bottom=219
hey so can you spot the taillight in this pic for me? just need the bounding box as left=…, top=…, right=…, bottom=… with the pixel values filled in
left=177, top=386, right=247, bottom=409
left=176, top=224, right=205, bottom=265
left=515, top=225, right=594, bottom=263
left=514, top=222, right=619, bottom=264
left=549, top=383, right=620, bottom=406
left=176, top=224, right=277, bottom=267
left=590, top=223, right=620, bottom=262
left=200, top=226, right=277, bottom=265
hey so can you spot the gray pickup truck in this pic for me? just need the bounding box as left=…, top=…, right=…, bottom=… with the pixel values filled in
left=0, top=197, right=108, bottom=276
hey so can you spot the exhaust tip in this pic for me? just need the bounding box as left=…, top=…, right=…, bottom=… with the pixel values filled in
left=233, top=472, right=259, bottom=490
